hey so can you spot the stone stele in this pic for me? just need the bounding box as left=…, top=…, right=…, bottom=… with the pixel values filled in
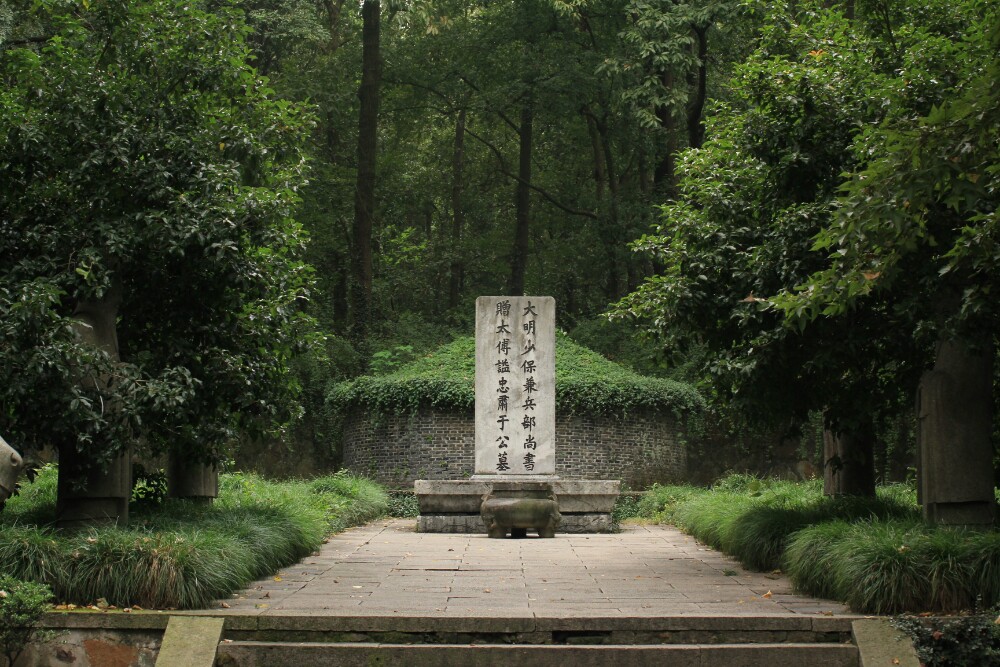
left=474, top=296, right=555, bottom=477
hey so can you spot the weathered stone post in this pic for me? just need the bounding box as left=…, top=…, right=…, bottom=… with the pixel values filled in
left=57, top=285, right=131, bottom=528
left=822, top=425, right=876, bottom=497
left=917, top=338, right=995, bottom=525
left=56, top=446, right=131, bottom=528
left=167, top=454, right=218, bottom=502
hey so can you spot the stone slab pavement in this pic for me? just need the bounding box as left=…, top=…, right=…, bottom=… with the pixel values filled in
left=217, top=519, right=852, bottom=619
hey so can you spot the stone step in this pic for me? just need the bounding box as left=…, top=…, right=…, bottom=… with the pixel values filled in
left=214, top=613, right=855, bottom=646
left=216, top=640, right=859, bottom=667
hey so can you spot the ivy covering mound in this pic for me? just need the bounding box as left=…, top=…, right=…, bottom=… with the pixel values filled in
left=329, top=334, right=705, bottom=419
left=0, top=466, right=388, bottom=610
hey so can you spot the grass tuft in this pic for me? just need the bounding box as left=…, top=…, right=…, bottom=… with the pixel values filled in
left=0, top=467, right=389, bottom=609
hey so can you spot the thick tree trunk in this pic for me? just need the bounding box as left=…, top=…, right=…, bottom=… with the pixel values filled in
left=917, top=337, right=995, bottom=525
left=687, top=25, right=708, bottom=149
left=448, top=108, right=467, bottom=310
left=653, top=71, right=677, bottom=194
left=822, top=420, right=876, bottom=497
left=57, top=283, right=131, bottom=527
left=509, top=103, right=533, bottom=297
left=351, top=0, right=381, bottom=340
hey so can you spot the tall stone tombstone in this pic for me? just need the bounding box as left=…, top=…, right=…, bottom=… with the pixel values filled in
left=413, top=294, right=619, bottom=534
left=474, top=296, right=555, bottom=477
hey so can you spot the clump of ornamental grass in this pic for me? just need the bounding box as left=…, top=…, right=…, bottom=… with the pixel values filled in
left=665, top=474, right=920, bottom=571
left=785, top=520, right=1000, bottom=614
left=671, top=490, right=748, bottom=551
left=0, top=466, right=388, bottom=609
left=636, top=473, right=990, bottom=613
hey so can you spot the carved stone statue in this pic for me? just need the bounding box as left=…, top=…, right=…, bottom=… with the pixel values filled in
left=0, top=435, right=24, bottom=511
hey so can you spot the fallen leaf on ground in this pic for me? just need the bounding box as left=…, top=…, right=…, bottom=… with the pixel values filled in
left=762, top=591, right=773, bottom=599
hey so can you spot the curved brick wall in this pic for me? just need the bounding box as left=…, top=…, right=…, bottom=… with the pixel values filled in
left=341, top=407, right=686, bottom=488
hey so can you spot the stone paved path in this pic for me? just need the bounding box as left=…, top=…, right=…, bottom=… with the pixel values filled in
left=220, top=520, right=852, bottom=619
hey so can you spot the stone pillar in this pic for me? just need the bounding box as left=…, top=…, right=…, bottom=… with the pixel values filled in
left=56, top=446, right=130, bottom=528
left=918, top=338, right=995, bottom=525
left=57, top=285, right=131, bottom=528
left=822, top=425, right=875, bottom=497
left=167, top=454, right=218, bottom=502
left=0, top=435, right=23, bottom=510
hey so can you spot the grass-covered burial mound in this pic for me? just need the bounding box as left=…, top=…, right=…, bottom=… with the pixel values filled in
left=331, top=335, right=705, bottom=487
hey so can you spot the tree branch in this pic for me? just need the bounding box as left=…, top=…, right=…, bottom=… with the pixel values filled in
left=464, top=126, right=598, bottom=220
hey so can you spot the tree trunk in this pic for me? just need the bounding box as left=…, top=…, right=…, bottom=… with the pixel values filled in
left=57, top=283, right=131, bottom=527
left=653, top=70, right=678, bottom=194
left=917, top=337, right=995, bottom=525
left=822, top=420, right=876, bottom=497
left=448, top=108, right=467, bottom=310
left=686, top=24, right=708, bottom=150
left=351, top=0, right=381, bottom=341
left=583, top=108, right=607, bottom=201
left=509, top=102, right=533, bottom=297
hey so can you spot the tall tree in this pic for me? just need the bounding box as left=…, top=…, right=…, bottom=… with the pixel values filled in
left=612, top=1, right=965, bottom=495
left=776, top=6, right=999, bottom=519
left=351, top=0, right=381, bottom=341
left=0, top=0, right=313, bottom=521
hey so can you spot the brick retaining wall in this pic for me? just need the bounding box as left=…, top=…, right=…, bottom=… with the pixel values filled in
left=341, top=408, right=686, bottom=488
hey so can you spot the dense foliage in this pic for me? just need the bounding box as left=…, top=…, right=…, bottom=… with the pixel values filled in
left=895, top=611, right=1000, bottom=667
left=329, top=334, right=705, bottom=418
left=0, top=0, right=314, bottom=472
left=2, top=0, right=996, bottom=501
left=0, top=576, right=52, bottom=667
left=0, top=466, right=388, bottom=609
left=612, top=0, right=996, bottom=433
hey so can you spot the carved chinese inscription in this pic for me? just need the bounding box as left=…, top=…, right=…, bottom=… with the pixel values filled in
left=474, top=296, right=555, bottom=476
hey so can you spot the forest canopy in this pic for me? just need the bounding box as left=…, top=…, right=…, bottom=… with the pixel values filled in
left=0, top=0, right=997, bottom=507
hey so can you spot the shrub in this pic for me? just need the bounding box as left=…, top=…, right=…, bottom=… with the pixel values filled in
left=636, top=484, right=703, bottom=523
left=611, top=491, right=644, bottom=530
left=387, top=491, right=420, bottom=518
left=894, top=609, right=1000, bottom=666
left=0, top=576, right=53, bottom=667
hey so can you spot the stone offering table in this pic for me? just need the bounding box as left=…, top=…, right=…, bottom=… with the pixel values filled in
left=416, top=478, right=619, bottom=533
